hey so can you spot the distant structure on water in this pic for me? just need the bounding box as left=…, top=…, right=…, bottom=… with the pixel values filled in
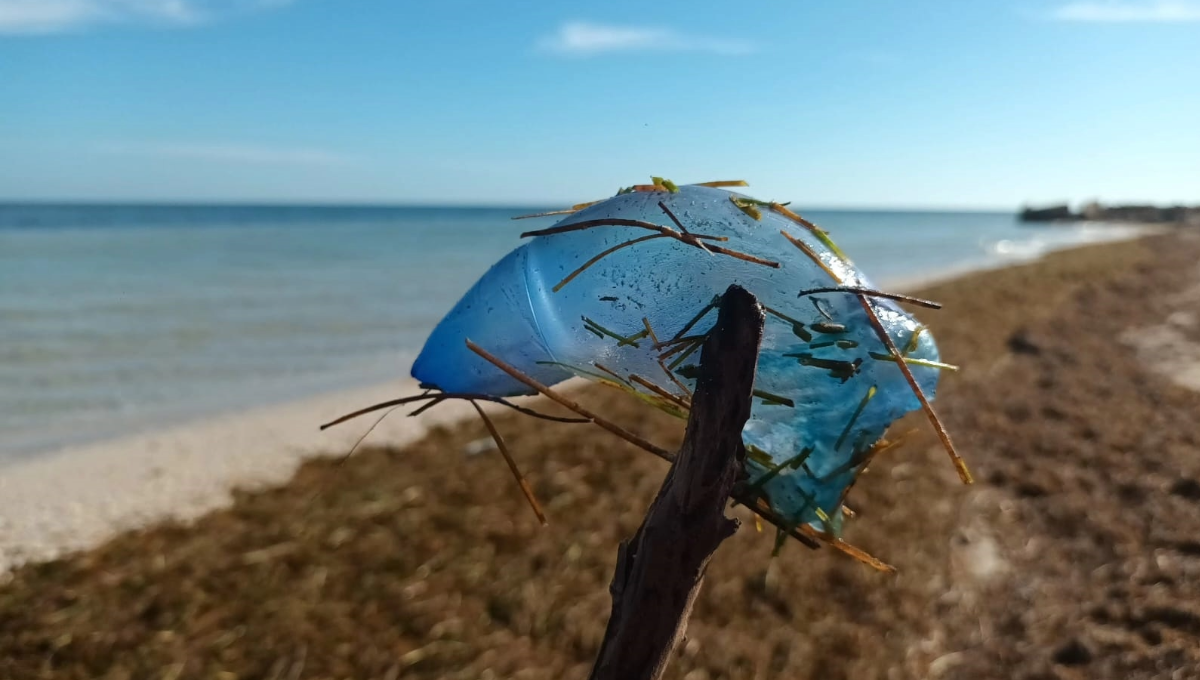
left=1020, top=201, right=1200, bottom=226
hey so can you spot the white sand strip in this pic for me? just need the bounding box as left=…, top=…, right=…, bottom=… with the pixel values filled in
left=0, top=378, right=565, bottom=575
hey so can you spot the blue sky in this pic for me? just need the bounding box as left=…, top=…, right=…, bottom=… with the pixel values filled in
left=1, top=0, right=1197, bottom=208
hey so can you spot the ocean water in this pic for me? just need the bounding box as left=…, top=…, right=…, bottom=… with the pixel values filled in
left=0, top=203, right=1140, bottom=460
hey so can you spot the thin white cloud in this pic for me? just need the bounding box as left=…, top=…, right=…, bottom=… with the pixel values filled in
left=1, top=0, right=105, bottom=33
left=0, top=0, right=292, bottom=34
left=1050, top=0, right=1200, bottom=21
left=94, top=141, right=356, bottom=167
left=538, top=21, right=755, bottom=57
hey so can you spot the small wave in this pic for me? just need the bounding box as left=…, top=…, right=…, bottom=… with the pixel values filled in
left=987, top=238, right=1047, bottom=261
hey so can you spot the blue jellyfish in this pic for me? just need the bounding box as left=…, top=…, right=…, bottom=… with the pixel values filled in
left=408, top=181, right=964, bottom=536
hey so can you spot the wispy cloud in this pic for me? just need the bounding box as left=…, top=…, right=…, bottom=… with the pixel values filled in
left=0, top=0, right=293, bottom=35
left=1049, top=0, right=1200, bottom=22
left=94, top=141, right=355, bottom=167
left=538, top=21, right=755, bottom=57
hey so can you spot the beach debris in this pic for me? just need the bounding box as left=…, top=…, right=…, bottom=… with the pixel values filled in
left=325, top=179, right=970, bottom=568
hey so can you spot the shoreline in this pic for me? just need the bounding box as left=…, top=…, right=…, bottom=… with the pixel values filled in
left=0, top=379, right=468, bottom=574
left=0, top=376, right=590, bottom=575
left=882, top=220, right=1154, bottom=291
left=2, top=220, right=1150, bottom=462
left=0, top=226, right=1155, bottom=575
left=1, top=218, right=1148, bottom=461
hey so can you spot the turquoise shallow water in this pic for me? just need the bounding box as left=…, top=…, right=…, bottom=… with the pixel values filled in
left=0, top=203, right=1139, bottom=460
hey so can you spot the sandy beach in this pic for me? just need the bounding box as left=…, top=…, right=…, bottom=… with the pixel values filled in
left=2, top=230, right=1199, bottom=679
left=0, top=378, right=587, bottom=575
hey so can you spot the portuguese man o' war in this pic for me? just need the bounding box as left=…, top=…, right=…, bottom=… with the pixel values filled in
left=405, top=179, right=968, bottom=545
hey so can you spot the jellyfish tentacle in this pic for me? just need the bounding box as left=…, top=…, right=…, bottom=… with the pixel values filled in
left=319, top=391, right=587, bottom=431
left=471, top=401, right=547, bottom=526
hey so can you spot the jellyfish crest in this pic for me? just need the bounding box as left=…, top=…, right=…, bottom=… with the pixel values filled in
left=410, top=246, right=570, bottom=395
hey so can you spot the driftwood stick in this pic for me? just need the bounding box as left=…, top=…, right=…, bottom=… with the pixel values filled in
left=588, top=284, right=764, bottom=680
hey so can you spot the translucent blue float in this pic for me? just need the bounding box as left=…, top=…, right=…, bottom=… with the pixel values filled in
left=408, top=181, right=965, bottom=538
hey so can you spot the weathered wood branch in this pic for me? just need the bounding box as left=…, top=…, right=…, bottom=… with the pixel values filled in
left=588, top=284, right=764, bottom=680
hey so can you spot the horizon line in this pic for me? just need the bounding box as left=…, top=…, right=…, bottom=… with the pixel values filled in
left=0, top=198, right=1026, bottom=214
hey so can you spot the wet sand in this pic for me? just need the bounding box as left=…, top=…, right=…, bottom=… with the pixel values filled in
left=2, top=231, right=1198, bottom=679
